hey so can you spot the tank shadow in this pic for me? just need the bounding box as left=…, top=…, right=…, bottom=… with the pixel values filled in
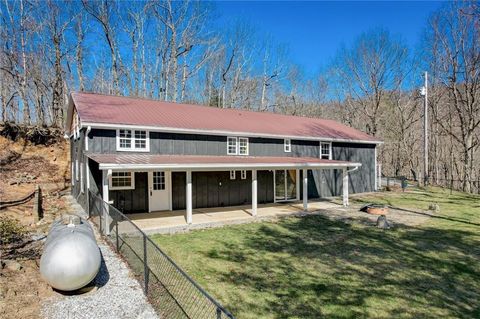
left=92, top=250, right=110, bottom=288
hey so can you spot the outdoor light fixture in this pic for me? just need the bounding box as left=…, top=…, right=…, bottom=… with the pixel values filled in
left=420, top=86, right=426, bottom=96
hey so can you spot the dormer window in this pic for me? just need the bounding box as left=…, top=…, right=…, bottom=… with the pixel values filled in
left=227, top=137, right=237, bottom=155
left=284, top=139, right=291, bottom=152
left=238, top=137, right=249, bottom=155
left=320, top=142, right=332, bottom=160
left=227, top=137, right=249, bottom=155
left=117, top=129, right=149, bottom=151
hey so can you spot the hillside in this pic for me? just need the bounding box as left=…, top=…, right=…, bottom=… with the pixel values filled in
left=0, top=134, right=71, bottom=319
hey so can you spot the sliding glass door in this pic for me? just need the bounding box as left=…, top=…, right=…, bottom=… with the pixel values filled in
left=275, top=170, right=297, bottom=201
left=275, top=170, right=286, bottom=201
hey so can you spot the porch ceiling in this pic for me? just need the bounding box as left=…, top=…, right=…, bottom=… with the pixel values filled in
left=87, top=153, right=361, bottom=171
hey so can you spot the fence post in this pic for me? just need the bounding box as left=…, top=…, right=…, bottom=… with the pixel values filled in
left=143, top=234, right=149, bottom=295
left=115, top=220, right=119, bottom=252
left=450, top=179, right=453, bottom=195
left=86, top=189, right=90, bottom=217
left=99, top=202, right=104, bottom=235
left=216, top=307, right=222, bottom=319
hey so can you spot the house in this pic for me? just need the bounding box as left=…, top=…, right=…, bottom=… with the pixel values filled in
left=66, top=92, right=381, bottom=224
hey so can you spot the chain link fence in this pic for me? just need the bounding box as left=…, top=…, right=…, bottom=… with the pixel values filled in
left=380, top=175, right=480, bottom=194
left=88, top=190, right=235, bottom=319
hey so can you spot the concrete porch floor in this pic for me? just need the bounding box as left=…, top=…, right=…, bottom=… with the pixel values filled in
left=126, top=200, right=341, bottom=234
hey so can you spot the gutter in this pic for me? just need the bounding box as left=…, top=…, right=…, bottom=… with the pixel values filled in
left=95, top=162, right=362, bottom=171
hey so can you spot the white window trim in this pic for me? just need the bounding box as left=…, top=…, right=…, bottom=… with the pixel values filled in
left=80, top=163, right=84, bottom=193
left=75, top=160, right=79, bottom=181
left=320, top=141, right=332, bottom=160
left=71, top=162, right=75, bottom=185
left=109, top=171, right=135, bottom=190
left=230, top=170, right=236, bottom=180
left=284, top=139, right=291, bottom=152
left=241, top=170, right=247, bottom=179
left=238, top=137, right=249, bottom=155
left=227, top=137, right=238, bottom=155
left=116, top=129, right=150, bottom=152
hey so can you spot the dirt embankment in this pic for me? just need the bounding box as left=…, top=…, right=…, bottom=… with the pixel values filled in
left=1, top=131, right=71, bottom=319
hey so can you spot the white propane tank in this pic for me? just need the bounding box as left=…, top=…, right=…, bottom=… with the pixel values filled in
left=40, top=215, right=101, bottom=291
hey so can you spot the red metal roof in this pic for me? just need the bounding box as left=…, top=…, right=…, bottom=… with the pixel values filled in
left=88, top=154, right=361, bottom=170
left=71, top=92, right=380, bottom=143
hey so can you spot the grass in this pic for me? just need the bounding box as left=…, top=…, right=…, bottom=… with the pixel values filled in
left=151, top=187, right=480, bottom=318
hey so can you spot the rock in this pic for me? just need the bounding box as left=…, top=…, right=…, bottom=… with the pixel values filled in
left=31, top=234, right=46, bottom=241
left=428, top=203, right=440, bottom=213
left=4, top=260, right=22, bottom=271
left=376, top=215, right=392, bottom=229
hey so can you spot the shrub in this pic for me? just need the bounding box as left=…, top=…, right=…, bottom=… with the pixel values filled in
left=0, top=216, right=26, bottom=244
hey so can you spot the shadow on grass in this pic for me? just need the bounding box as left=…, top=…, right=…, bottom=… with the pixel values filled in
left=388, top=206, right=480, bottom=227
left=204, top=215, right=480, bottom=318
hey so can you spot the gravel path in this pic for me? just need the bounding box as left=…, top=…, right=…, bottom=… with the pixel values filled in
left=42, top=196, right=158, bottom=319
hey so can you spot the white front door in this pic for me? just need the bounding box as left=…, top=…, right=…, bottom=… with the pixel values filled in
left=148, top=171, right=170, bottom=212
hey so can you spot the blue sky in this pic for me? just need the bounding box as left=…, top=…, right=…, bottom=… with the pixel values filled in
left=214, top=1, right=444, bottom=74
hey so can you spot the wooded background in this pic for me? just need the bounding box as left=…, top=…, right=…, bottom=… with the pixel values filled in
left=0, top=0, right=478, bottom=193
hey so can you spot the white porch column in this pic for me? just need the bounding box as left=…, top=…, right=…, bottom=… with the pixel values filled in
left=251, top=170, right=257, bottom=216
left=303, top=169, right=308, bottom=211
left=186, top=171, right=192, bottom=224
left=102, top=169, right=111, bottom=235
left=342, top=168, right=349, bottom=207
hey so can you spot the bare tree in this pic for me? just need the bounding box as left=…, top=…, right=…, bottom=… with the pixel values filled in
left=427, top=1, right=480, bottom=192
left=331, top=29, right=410, bottom=136
left=82, top=0, right=122, bottom=94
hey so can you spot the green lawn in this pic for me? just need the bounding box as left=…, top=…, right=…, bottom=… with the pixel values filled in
left=151, top=187, right=480, bottom=318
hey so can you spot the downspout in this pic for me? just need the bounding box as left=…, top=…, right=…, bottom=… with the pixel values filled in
left=85, top=126, right=92, bottom=152
left=342, top=166, right=359, bottom=207
left=346, top=166, right=359, bottom=174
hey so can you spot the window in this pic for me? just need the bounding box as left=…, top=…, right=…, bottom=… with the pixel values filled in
left=227, top=137, right=249, bottom=155
left=230, top=170, right=236, bottom=180
left=119, top=129, right=132, bottom=149
left=284, top=139, right=291, bottom=152
left=110, top=172, right=135, bottom=190
left=241, top=170, right=247, bottom=180
left=135, top=130, right=147, bottom=149
left=117, top=129, right=149, bottom=151
left=153, top=172, right=165, bottom=190
left=238, top=138, right=249, bottom=155
left=227, top=137, right=237, bottom=155
left=320, top=142, right=331, bottom=160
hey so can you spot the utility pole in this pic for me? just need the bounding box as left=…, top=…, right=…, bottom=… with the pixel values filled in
left=421, top=71, right=429, bottom=186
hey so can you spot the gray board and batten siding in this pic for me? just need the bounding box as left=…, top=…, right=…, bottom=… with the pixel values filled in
left=87, top=129, right=320, bottom=157
left=78, top=128, right=376, bottom=213
left=171, top=170, right=274, bottom=210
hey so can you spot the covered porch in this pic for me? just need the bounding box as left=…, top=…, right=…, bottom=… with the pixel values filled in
left=87, top=154, right=361, bottom=233
left=127, top=199, right=342, bottom=234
